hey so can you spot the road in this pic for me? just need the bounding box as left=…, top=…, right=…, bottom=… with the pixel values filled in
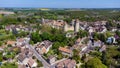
left=26, top=44, right=50, bottom=68
left=51, top=58, right=67, bottom=66
left=26, top=40, right=68, bottom=68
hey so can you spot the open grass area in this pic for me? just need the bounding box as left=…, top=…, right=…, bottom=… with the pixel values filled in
left=0, top=14, right=2, bottom=18
left=0, top=29, right=14, bottom=42
left=0, top=62, right=18, bottom=68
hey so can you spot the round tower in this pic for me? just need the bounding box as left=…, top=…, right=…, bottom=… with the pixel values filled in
left=64, top=22, right=68, bottom=32
left=74, top=19, right=79, bottom=32
left=42, top=18, right=45, bottom=24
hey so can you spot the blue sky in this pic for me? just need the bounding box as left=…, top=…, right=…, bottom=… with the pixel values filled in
left=0, top=0, right=120, bottom=8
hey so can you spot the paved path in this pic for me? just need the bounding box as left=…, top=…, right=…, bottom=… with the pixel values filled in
left=26, top=42, right=67, bottom=68
left=51, top=58, right=67, bottom=66
left=26, top=44, right=50, bottom=68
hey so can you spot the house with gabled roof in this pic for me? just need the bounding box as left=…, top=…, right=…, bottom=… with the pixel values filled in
left=35, top=40, right=53, bottom=54
left=7, top=40, right=16, bottom=46
left=59, top=47, right=73, bottom=57
left=28, top=57, right=37, bottom=68
left=56, top=59, right=76, bottom=68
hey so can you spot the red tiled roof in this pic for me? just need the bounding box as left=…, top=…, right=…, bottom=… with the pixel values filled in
left=56, top=59, right=76, bottom=68
left=28, top=58, right=35, bottom=67
left=59, top=47, right=72, bottom=54
left=7, top=40, right=16, bottom=45
left=18, top=38, right=25, bottom=42
left=18, top=64, right=26, bottom=68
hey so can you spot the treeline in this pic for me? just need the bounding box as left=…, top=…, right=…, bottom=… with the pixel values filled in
left=0, top=9, right=120, bottom=25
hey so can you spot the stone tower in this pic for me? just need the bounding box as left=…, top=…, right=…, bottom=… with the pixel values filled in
left=74, top=19, right=79, bottom=32
left=64, top=22, right=68, bottom=32
left=41, top=18, right=45, bottom=24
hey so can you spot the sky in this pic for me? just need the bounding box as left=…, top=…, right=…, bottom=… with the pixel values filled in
left=0, top=0, right=120, bottom=8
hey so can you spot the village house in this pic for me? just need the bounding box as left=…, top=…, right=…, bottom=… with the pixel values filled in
left=18, top=55, right=37, bottom=68
left=16, top=38, right=26, bottom=46
left=56, top=59, right=76, bottom=68
left=51, top=20, right=65, bottom=29
left=88, top=26, right=93, bottom=33
left=17, top=53, right=29, bottom=64
left=7, top=40, right=16, bottom=46
left=35, top=40, right=53, bottom=54
left=72, top=44, right=80, bottom=50
left=17, top=48, right=37, bottom=68
left=16, top=37, right=30, bottom=47
left=93, top=40, right=103, bottom=47
left=59, top=47, right=73, bottom=57
left=75, top=38, right=81, bottom=45
left=42, top=18, right=64, bottom=29
left=20, top=48, right=33, bottom=57
left=18, top=64, right=26, bottom=68
left=27, top=57, right=37, bottom=68
left=5, top=25, right=15, bottom=32
left=47, top=55, right=56, bottom=64
left=106, top=36, right=117, bottom=44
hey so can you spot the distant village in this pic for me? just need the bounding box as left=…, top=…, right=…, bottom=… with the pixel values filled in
left=0, top=9, right=120, bottom=68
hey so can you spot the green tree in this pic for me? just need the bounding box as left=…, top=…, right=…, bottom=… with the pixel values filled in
left=64, top=18, right=72, bottom=24
left=0, top=52, right=3, bottom=62
left=41, top=32, right=52, bottom=41
left=72, top=49, right=81, bottom=63
left=115, top=30, right=120, bottom=37
left=0, top=42, right=2, bottom=46
left=31, top=32, right=42, bottom=43
left=37, top=59, right=43, bottom=67
left=0, top=62, right=18, bottom=68
left=85, top=57, right=107, bottom=68
left=77, top=30, right=88, bottom=38
left=98, top=33, right=107, bottom=42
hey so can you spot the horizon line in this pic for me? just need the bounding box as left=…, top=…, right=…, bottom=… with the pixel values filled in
left=0, top=7, right=120, bottom=9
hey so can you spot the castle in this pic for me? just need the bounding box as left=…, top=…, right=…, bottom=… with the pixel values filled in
left=64, top=19, right=80, bottom=32
left=41, top=18, right=80, bottom=32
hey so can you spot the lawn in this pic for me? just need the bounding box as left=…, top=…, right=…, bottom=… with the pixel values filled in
left=0, top=29, right=13, bottom=40
left=0, top=62, right=18, bottom=68
left=0, top=14, right=2, bottom=18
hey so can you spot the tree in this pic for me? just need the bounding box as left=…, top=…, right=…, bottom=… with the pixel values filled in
left=16, top=31, right=28, bottom=37
left=17, top=17, right=22, bottom=22
left=115, top=30, right=120, bottom=37
left=0, top=42, right=2, bottom=46
left=85, top=57, right=107, bottom=68
left=52, top=42, right=61, bottom=49
left=31, top=32, right=41, bottom=43
left=98, top=33, right=107, bottom=42
left=0, top=52, right=3, bottom=62
left=57, top=52, right=63, bottom=60
left=77, top=30, right=88, bottom=38
left=102, top=51, right=108, bottom=66
left=37, top=60, right=43, bottom=67
left=64, top=18, right=72, bottom=24
left=68, top=38, right=75, bottom=47
left=89, top=51, right=102, bottom=59
left=72, top=49, right=81, bottom=63
left=8, top=44, right=12, bottom=47
left=41, top=32, right=51, bottom=41
left=52, top=42, right=66, bottom=54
